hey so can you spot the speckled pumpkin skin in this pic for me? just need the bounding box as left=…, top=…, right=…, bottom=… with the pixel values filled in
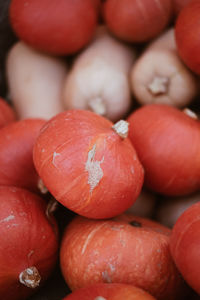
left=60, top=213, right=186, bottom=300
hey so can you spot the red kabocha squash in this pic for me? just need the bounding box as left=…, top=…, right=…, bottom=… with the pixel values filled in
left=0, top=118, right=45, bottom=193
left=0, top=97, right=16, bottom=129
left=9, top=0, right=98, bottom=55
left=175, top=0, right=200, bottom=74
left=127, top=104, right=200, bottom=196
left=0, top=186, right=58, bottom=300
left=102, top=0, right=173, bottom=43
left=173, top=0, right=192, bottom=16
left=60, top=214, right=186, bottom=300
left=33, top=109, right=144, bottom=219
left=170, top=201, right=200, bottom=295
left=63, top=283, right=156, bottom=300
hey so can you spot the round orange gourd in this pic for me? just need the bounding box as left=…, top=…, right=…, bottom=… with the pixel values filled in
left=33, top=110, right=144, bottom=219
left=128, top=104, right=200, bottom=196
left=60, top=214, right=186, bottom=300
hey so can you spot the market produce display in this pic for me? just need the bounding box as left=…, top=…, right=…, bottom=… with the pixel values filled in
left=0, top=0, right=199, bottom=299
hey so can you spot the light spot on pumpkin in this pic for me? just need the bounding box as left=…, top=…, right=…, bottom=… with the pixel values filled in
left=85, top=144, right=104, bottom=193
left=81, top=223, right=106, bottom=255
left=28, top=250, right=34, bottom=258
left=108, top=263, right=115, bottom=273
left=102, top=270, right=112, bottom=283
left=94, top=297, right=107, bottom=300
left=0, top=215, right=15, bottom=223
left=52, top=152, right=61, bottom=167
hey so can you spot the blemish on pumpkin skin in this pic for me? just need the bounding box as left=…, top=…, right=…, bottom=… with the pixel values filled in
left=0, top=215, right=15, bottom=223
left=108, top=263, right=116, bottom=273
left=52, top=151, right=61, bottom=167
left=28, top=250, right=34, bottom=259
left=81, top=223, right=106, bottom=255
left=94, top=297, right=107, bottom=300
left=110, top=225, right=125, bottom=231
left=85, top=144, right=104, bottom=193
left=102, top=270, right=112, bottom=283
left=131, top=167, right=134, bottom=174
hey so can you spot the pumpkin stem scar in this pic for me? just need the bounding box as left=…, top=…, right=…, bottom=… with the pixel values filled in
left=147, top=76, right=169, bottom=96
left=112, top=120, right=129, bottom=138
left=19, top=266, right=41, bottom=288
left=85, top=144, right=104, bottom=193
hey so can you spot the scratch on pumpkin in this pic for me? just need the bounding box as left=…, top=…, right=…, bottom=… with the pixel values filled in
left=52, top=152, right=61, bottom=168
left=85, top=144, right=104, bottom=193
left=0, top=215, right=15, bottom=223
left=81, top=223, right=106, bottom=255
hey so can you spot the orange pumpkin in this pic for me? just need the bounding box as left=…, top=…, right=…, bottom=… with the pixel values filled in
left=33, top=110, right=144, bottom=219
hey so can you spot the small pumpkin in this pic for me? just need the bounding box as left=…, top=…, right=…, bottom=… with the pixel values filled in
left=33, top=109, right=144, bottom=219
left=128, top=104, right=200, bottom=196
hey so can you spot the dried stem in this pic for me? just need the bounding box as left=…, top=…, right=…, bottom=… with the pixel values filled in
left=46, top=198, right=58, bottom=219
left=38, top=178, right=48, bottom=194
left=147, top=76, right=169, bottom=96
left=183, top=108, right=198, bottom=120
left=19, top=266, right=41, bottom=288
left=112, top=120, right=129, bottom=139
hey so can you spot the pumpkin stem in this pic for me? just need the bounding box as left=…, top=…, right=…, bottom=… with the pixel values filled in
left=19, top=266, right=41, bottom=288
left=37, top=178, right=48, bottom=194
left=46, top=198, right=58, bottom=218
left=88, top=97, right=106, bottom=116
left=183, top=108, right=198, bottom=120
left=147, top=76, right=169, bottom=95
left=112, top=120, right=129, bottom=139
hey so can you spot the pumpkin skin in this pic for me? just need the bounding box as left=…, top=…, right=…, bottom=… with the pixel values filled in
left=0, top=97, right=16, bottom=129
left=173, top=0, right=191, bottom=16
left=60, top=214, right=186, bottom=300
left=170, top=201, right=200, bottom=295
left=175, top=0, right=200, bottom=74
left=102, top=0, right=172, bottom=43
left=63, top=283, right=156, bottom=300
left=127, top=104, right=200, bottom=196
left=0, top=186, right=58, bottom=300
left=9, top=0, right=98, bottom=55
left=33, top=109, right=144, bottom=219
left=0, top=118, right=45, bottom=192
